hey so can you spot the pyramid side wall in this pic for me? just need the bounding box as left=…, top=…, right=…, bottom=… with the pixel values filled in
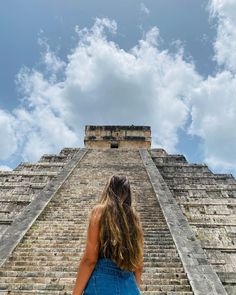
left=150, top=148, right=236, bottom=294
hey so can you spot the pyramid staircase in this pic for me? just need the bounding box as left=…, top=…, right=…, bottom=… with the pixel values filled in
left=0, top=148, right=230, bottom=294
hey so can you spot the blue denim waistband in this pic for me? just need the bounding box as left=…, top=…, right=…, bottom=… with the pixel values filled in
left=94, top=258, right=133, bottom=278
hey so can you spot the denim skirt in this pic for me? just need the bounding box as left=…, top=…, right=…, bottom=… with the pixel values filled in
left=83, top=258, right=141, bottom=295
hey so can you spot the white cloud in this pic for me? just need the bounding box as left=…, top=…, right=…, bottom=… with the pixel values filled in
left=0, top=165, right=12, bottom=171
left=0, top=110, right=18, bottom=161
left=4, top=17, right=198, bottom=163
left=140, top=3, right=150, bottom=15
left=187, top=71, right=236, bottom=171
left=1, top=10, right=236, bottom=177
left=209, top=0, right=236, bottom=72
left=57, top=21, right=200, bottom=151
left=14, top=106, right=79, bottom=162
left=184, top=0, right=236, bottom=173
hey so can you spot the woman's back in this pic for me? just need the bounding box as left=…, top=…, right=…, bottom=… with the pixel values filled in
left=72, top=175, right=143, bottom=295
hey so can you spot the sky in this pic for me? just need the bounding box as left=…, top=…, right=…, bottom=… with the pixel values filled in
left=0, top=0, right=236, bottom=178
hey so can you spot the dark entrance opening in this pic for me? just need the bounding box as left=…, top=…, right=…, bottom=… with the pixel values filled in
left=110, top=142, right=119, bottom=148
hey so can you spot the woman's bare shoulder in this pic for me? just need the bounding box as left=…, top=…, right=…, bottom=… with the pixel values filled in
left=92, top=203, right=104, bottom=212
left=90, top=204, right=104, bottom=220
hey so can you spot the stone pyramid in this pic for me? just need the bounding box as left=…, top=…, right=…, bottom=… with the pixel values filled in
left=0, top=125, right=235, bottom=295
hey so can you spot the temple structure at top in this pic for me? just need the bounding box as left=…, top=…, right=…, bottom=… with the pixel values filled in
left=84, top=125, right=151, bottom=149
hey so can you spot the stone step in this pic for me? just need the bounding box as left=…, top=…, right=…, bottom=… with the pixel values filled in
left=38, top=155, right=67, bottom=163
left=1, top=265, right=186, bottom=273
left=4, top=263, right=184, bottom=274
left=142, top=285, right=192, bottom=291
left=0, top=271, right=188, bottom=280
left=144, top=245, right=177, bottom=249
left=0, top=282, right=192, bottom=292
left=17, top=236, right=177, bottom=242
left=12, top=248, right=178, bottom=256
left=0, top=276, right=190, bottom=285
left=152, top=155, right=188, bottom=164
left=11, top=239, right=177, bottom=247
left=7, top=252, right=179, bottom=260
left=4, top=254, right=180, bottom=263
left=153, top=161, right=209, bottom=170
left=0, top=171, right=58, bottom=176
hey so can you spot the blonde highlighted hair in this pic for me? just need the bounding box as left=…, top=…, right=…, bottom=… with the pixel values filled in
left=97, top=175, right=143, bottom=271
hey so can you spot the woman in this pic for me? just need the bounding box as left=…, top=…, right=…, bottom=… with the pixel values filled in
left=72, top=175, right=144, bottom=295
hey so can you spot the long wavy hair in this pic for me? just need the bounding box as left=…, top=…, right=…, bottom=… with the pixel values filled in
left=98, top=174, right=143, bottom=271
